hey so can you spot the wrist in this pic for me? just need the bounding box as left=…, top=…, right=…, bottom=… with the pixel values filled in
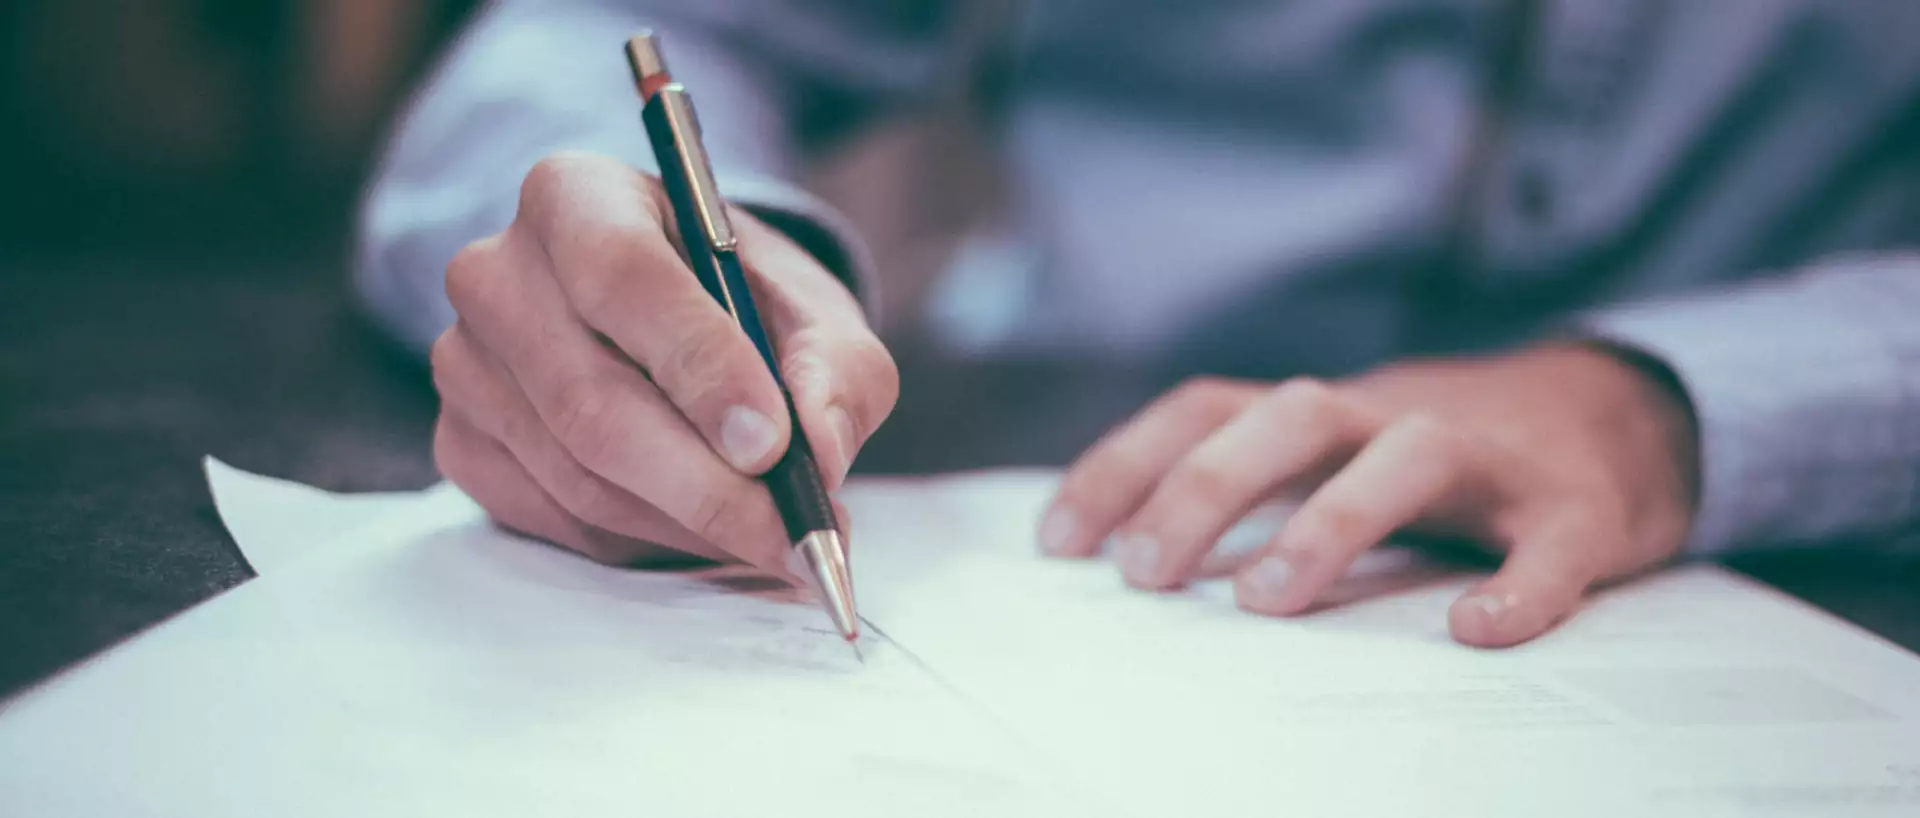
left=1538, top=340, right=1702, bottom=545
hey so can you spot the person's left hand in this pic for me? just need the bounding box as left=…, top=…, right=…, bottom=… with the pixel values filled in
left=1037, top=343, right=1701, bottom=647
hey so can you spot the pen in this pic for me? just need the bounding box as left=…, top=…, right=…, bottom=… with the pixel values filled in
left=623, top=31, right=861, bottom=652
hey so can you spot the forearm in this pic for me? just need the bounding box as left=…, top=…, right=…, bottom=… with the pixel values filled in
left=1583, top=253, right=1920, bottom=554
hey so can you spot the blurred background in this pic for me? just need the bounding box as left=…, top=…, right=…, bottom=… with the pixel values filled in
left=0, top=0, right=998, bottom=326
left=1, top=0, right=504, bottom=695
left=0, top=0, right=479, bottom=261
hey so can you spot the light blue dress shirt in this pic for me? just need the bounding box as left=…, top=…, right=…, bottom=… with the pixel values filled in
left=357, top=0, right=1920, bottom=555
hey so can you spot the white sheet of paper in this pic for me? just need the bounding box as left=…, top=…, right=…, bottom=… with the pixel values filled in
left=846, top=472, right=1920, bottom=817
left=6, top=466, right=1919, bottom=817
left=0, top=483, right=1095, bottom=818
left=204, top=456, right=463, bottom=574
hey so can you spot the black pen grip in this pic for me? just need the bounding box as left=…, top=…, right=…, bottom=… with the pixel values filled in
left=762, top=409, right=841, bottom=543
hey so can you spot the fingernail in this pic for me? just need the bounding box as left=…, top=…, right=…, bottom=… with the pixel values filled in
left=1463, top=593, right=1515, bottom=621
left=1116, top=535, right=1162, bottom=585
left=1236, top=555, right=1296, bottom=608
left=1037, top=507, right=1079, bottom=556
left=719, top=406, right=780, bottom=470
left=825, top=405, right=857, bottom=470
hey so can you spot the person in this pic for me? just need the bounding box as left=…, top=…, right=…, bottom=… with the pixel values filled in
left=355, top=1, right=1920, bottom=648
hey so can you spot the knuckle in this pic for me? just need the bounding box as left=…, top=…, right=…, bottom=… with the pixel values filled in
left=1393, top=409, right=1446, bottom=435
left=683, top=484, right=751, bottom=546
left=1269, top=377, right=1343, bottom=419
left=1090, top=439, right=1161, bottom=486
left=847, top=337, right=900, bottom=422
left=557, top=236, right=630, bottom=313
left=432, top=416, right=495, bottom=506
left=548, top=375, right=621, bottom=465
left=1392, top=411, right=1457, bottom=453
left=1143, top=376, right=1248, bottom=427
left=443, top=241, right=498, bottom=313
left=658, top=321, right=744, bottom=405
left=428, top=330, right=462, bottom=394
left=428, top=327, right=456, bottom=370
left=1393, top=411, right=1496, bottom=482
left=1270, top=377, right=1374, bottom=437
left=1172, top=375, right=1235, bottom=407
left=573, top=220, right=649, bottom=268
left=779, top=346, right=835, bottom=406
left=1294, top=501, right=1372, bottom=549
left=520, top=152, right=621, bottom=232
left=496, top=401, right=539, bottom=449
left=1165, top=460, right=1241, bottom=507
left=570, top=231, right=679, bottom=322
left=520, top=153, right=588, bottom=209
left=522, top=153, right=658, bottom=244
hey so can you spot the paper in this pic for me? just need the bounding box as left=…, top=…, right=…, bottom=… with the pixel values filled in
left=6, top=467, right=1920, bottom=817
left=0, top=482, right=1093, bottom=818
left=205, top=456, right=464, bottom=573
left=846, top=473, right=1920, bottom=818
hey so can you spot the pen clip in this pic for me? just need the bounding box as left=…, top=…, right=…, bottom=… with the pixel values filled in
left=654, top=85, right=737, bottom=252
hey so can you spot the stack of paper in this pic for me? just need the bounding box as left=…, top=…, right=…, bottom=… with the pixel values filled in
left=2, top=463, right=1917, bottom=816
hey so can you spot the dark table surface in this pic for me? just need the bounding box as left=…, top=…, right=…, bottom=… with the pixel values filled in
left=4, top=259, right=1919, bottom=699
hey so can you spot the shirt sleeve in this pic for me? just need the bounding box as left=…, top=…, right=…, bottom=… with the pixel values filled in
left=354, top=0, right=963, bottom=354
left=1581, top=253, right=1920, bottom=555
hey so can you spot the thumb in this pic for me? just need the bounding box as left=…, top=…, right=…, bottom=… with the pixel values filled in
left=1448, top=516, right=1604, bottom=648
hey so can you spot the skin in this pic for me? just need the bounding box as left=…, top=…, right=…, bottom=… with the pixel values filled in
left=431, top=152, right=896, bottom=582
left=1039, top=347, right=1700, bottom=647
left=434, top=151, right=1700, bottom=646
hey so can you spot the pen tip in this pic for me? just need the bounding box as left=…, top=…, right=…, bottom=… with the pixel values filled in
left=793, top=530, right=860, bottom=642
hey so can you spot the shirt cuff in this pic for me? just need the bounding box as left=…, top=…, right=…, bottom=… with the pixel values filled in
left=1578, top=272, right=1919, bottom=555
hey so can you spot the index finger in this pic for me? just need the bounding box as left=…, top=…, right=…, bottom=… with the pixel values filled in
left=1040, top=378, right=1257, bottom=559
left=444, top=226, right=792, bottom=577
left=520, top=153, right=793, bottom=476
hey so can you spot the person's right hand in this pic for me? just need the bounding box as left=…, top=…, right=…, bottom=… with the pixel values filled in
left=430, top=152, right=898, bottom=577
